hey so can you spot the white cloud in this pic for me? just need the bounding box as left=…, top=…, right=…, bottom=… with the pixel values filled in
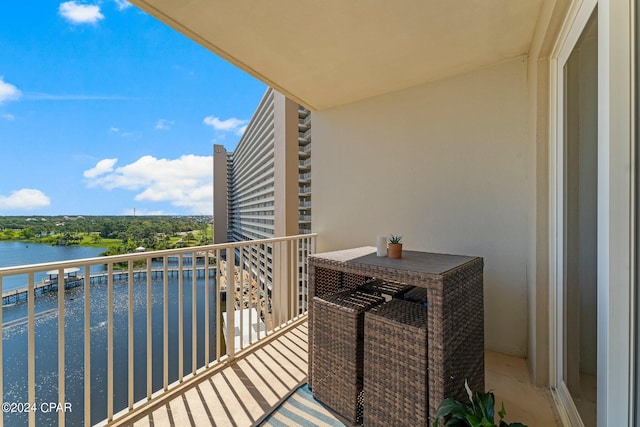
left=114, top=0, right=132, bottom=11
left=84, top=155, right=213, bottom=214
left=25, top=93, right=126, bottom=100
left=155, top=119, right=174, bottom=130
left=0, top=189, right=51, bottom=211
left=109, top=126, right=119, bottom=133
left=120, top=131, right=140, bottom=138
left=203, top=116, right=248, bottom=135
left=84, top=158, right=117, bottom=178
left=0, top=77, right=22, bottom=104
left=59, top=1, right=104, bottom=24
left=2, top=113, right=15, bottom=121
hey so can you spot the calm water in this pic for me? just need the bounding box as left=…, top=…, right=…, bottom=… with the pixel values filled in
left=0, top=242, right=107, bottom=291
left=0, top=242, right=219, bottom=426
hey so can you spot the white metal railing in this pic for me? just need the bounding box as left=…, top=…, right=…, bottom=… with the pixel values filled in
left=298, top=158, right=312, bottom=168
left=0, top=234, right=316, bottom=427
left=298, top=129, right=311, bottom=142
left=299, top=144, right=311, bottom=154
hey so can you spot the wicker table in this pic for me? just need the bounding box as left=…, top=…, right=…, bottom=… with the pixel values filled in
left=308, top=246, right=484, bottom=423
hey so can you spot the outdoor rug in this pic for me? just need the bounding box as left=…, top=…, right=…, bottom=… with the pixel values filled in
left=259, top=384, right=345, bottom=427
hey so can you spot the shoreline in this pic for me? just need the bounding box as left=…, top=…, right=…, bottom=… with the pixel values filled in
left=0, top=238, right=119, bottom=250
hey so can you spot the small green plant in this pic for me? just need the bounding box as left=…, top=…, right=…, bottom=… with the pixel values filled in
left=389, top=235, right=403, bottom=244
left=433, top=380, right=527, bottom=427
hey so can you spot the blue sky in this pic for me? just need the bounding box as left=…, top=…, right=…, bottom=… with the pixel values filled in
left=0, top=1, right=266, bottom=216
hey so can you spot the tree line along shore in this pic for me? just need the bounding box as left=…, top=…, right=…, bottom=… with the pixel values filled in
left=0, top=215, right=213, bottom=256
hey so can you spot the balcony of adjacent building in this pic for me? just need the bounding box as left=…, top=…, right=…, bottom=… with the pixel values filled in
left=299, top=214, right=311, bottom=224
left=298, top=114, right=311, bottom=132
left=298, top=128, right=312, bottom=145
left=298, top=158, right=311, bottom=171
left=299, top=199, right=311, bottom=210
left=298, top=186, right=312, bottom=196
left=298, top=172, right=311, bottom=184
left=298, top=143, right=311, bottom=159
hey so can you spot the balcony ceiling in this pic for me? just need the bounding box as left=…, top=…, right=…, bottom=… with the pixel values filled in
left=130, top=0, right=544, bottom=110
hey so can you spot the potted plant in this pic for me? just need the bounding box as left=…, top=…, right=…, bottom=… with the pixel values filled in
left=433, top=381, right=527, bottom=427
left=388, top=235, right=403, bottom=259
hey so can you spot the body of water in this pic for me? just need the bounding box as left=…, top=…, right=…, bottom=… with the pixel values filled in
left=0, top=242, right=219, bottom=426
left=0, top=242, right=107, bottom=291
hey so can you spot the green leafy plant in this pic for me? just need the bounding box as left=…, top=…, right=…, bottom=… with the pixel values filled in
left=433, top=380, right=527, bottom=427
left=389, top=234, right=403, bottom=244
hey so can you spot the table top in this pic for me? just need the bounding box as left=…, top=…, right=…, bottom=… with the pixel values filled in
left=310, top=246, right=479, bottom=276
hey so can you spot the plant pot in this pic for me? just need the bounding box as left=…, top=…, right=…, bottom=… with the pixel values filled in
left=388, top=243, right=403, bottom=259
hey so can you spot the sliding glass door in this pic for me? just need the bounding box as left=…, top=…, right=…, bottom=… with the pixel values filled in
left=557, top=6, right=598, bottom=426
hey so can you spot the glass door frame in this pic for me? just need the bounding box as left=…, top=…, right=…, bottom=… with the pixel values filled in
left=550, top=0, right=636, bottom=425
left=550, top=1, right=598, bottom=424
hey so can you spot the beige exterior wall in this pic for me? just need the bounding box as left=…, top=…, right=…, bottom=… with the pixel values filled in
left=213, top=144, right=229, bottom=244
left=273, top=93, right=301, bottom=237
left=313, top=57, right=531, bottom=355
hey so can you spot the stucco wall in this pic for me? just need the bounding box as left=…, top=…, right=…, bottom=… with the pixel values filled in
left=312, top=57, right=530, bottom=356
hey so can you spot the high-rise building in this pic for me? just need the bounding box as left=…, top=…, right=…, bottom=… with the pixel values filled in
left=213, top=87, right=311, bottom=243
left=213, top=88, right=311, bottom=285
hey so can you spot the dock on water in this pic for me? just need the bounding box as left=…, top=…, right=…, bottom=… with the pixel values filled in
left=2, top=266, right=217, bottom=306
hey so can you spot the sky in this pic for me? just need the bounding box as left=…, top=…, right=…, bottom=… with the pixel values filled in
left=0, top=1, right=266, bottom=216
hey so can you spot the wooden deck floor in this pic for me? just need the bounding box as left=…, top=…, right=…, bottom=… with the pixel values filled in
left=122, top=322, right=309, bottom=427
left=116, top=320, right=560, bottom=427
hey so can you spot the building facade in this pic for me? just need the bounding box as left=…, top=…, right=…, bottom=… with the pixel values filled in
left=213, top=87, right=311, bottom=289
left=213, top=87, right=311, bottom=243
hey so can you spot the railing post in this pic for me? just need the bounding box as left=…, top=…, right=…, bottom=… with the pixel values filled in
left=226, top=248, right=235, bottom=361
left=83, top=263, right=91, bottom=427
left=215, top=249, right=222, bottom=362
left=28, top=272, right=35, bottom=427
left=146, top=258, right=152, bottom=400
left=107, top=263, right=114, bottom=421
left=57, top=267, right=66, bottom=427
left=204, top=251, right=210, bottom=367
left=0, top=276, right=3, bottom=427
left=127, top=261, right=134, bottom=410
left=178, top=255, right=184, bottom=381
left=163, top=256, right=169, bottom=391
left=192, top=253, right=197, bottom=375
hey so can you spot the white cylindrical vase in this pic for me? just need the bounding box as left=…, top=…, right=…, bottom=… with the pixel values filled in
left=376, top=235, right=387, bottom=257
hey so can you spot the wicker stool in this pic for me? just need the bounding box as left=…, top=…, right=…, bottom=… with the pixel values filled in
left=358, top=278, right=414, bottom=301
left=364, top=299, right=429, bottom=427
left=312, top=291, right=385, bottom=425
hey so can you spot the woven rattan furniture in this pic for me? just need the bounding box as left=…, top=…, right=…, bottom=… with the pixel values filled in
left=312, top=290, right=385, bottom=425
left=358, top=278, right=414, bottom=301
left=403, top=286, right=429, bottom=306
left=307, top=267, right=372, bottom=390
left=308, top=246, right=484, bottom=422
left=364, top=299, right=429, bottom=426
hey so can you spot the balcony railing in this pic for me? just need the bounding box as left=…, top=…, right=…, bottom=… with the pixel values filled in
left=299, top=144, right=312, bottom=155
left=0, top=234, right=316, bottom=427
left=299, top=158, right=312, bottom=168
left=297, top=115, right=311, bottom=131
left=299, top=186, right=312, bottom=195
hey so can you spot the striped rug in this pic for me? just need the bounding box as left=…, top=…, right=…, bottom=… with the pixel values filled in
left=259, top=384, right=345, bottom=427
